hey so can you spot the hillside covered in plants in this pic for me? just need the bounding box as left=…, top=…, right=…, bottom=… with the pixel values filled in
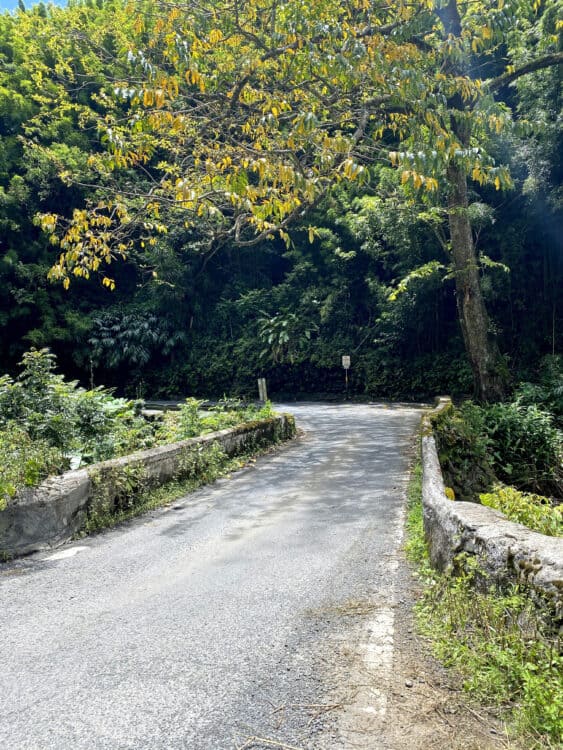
left=0, top=0, right=561, bottom=402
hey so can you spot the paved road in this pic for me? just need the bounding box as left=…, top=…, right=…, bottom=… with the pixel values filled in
left=0, top=403, right=422, bottom=750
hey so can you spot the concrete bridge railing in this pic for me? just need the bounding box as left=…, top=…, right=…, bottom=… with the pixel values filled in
left=0, top=415, right=295, bottom=558
left=422, top=398, right=563, bottom=620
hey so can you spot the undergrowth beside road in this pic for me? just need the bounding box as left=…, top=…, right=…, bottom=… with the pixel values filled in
left=406, top=460, right=563, bottom=749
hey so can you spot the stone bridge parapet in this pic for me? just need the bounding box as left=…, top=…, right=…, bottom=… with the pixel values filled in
left=422, top=398, right=562, bottom=621
left=0, top=415, right=295, bottom=558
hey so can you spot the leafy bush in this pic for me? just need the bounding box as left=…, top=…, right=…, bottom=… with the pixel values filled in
left=71, top=388, right=155, bottom=464
left=156, top=398, right=204, bottom=443
left=480, top=485, right=563, bottom=537
left=0, top=349, right=154, bottom=497
left=431, top=402, right=496, bottom=501
left=179, top=397, right=205, bottom=437
left=433, top=400, right=563, bottom=502
left=515, top=355, right=563, bottom=430
left=156, top=398, right=274, bottom=443
left=0, top=349, right=278, bottom=501
left=0, top=348, right=154, bottom=469
left=0, top=349, right=78, bottom=451
left=0, top=423, right=66, bottom=509
left=482, top=402, right=563, bottom=498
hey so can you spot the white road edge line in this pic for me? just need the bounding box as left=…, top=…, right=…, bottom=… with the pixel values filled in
left=44, top=546, right=89, bottom=561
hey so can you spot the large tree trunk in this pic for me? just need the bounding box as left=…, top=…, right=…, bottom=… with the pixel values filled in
left=435, top=0, right=507, bottom=401
left=447, top=163, right=507, bottom=401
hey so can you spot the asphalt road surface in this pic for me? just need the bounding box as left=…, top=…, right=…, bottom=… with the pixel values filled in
left=0, top=403, right=422, bottom=750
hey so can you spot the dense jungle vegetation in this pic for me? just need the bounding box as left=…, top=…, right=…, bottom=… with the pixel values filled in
left=0, top=0, right=561, bottom=402
left=1, top=6, right=560, bottom=743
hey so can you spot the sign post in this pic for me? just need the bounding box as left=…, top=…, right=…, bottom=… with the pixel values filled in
left=342, top=355, right=351, bottom=399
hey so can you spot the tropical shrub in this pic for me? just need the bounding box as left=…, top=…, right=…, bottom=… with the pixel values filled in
left=433, top=399, right=563, bottom=503
left=71, top=389, right=155, bottom=465
left=0, top=348, right=153, bottom=467
left=0, top=349, right=278, bottom=502
left=0, top=349, right=78, bottom=451
left=431, top=402, right=495, bottom=502
left=482, top=402, right=563, bottom=498
left=156, top=398, right=274, bottom=443
left=0, top=423, right=66, bottom=510
left=515, top=355, right=563, bottom=430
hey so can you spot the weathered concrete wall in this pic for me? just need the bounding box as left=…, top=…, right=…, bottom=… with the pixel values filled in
left=422, top=399, right=563, bottom=619
left=0, top=415, right=295, bottom=558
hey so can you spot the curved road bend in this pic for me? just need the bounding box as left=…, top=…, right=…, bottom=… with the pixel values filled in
left=0, top=403, right=422, bottom=750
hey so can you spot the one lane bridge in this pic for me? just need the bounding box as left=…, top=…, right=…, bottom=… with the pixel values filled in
left=0, top=403, right=422, bottom=750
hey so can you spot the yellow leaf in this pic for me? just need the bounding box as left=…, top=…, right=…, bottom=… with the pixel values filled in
left=308, top=226, right=315, bottom=243
left=209, top=28, right=223, bottom=44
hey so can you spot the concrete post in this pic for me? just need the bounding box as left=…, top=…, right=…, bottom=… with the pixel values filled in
left=257, top=378, right=268, bottom=402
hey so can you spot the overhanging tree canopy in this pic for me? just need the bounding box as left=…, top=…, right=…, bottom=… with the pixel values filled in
left=35, top=0, right=563, bottom=400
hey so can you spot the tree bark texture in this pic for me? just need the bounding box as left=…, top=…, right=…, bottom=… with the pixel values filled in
left=447, top=163, right=506, bottom=401
left=438, top=0, right=507, bottom=401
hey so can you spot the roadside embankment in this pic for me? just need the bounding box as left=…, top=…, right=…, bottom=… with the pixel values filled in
left=0, top=414, right=295, bottom=558
left=422, top=398, right=563, bottom=619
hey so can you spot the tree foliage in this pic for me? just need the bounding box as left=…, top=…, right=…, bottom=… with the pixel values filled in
left=0, top=0, right=561, bottom=401
left=28, top=1, right=558, bottom=270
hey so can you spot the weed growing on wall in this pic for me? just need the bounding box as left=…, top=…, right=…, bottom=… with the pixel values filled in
left=80, top=433, right=291, bottom=535
left=176, top=442, right=226, bottom=483
left=404, top=461, right=426, bottom=565
left=87, top=462, right=151, bottom=530
left=406, top=461, right=563, bottom=748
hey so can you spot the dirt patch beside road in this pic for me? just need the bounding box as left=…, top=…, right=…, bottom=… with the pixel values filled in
left=377, top=555, right=513, bottom=750
left=318, top=549, right=514, bottom=750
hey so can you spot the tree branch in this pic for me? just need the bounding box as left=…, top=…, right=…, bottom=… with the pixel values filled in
left=487, top=52, right=563, bottom=93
